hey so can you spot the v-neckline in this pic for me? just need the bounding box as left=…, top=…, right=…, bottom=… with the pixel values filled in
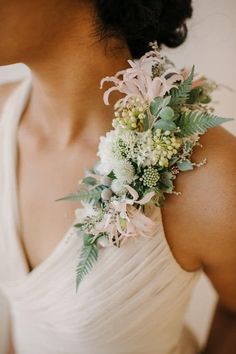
left=8, top=75, right=77, bottom=279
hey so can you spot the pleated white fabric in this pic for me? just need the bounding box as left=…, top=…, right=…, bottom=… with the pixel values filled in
left=0, top=77, right=202, bottom=354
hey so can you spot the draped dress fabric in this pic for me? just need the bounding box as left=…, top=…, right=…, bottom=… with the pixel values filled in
left=0, top=77, right=202, bottom=354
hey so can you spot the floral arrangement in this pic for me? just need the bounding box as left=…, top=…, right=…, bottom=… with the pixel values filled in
left=57, top=42, right=233, bottom=290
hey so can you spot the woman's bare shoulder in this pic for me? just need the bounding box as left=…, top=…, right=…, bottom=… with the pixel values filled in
left=161, top=125, right=236, bottom=273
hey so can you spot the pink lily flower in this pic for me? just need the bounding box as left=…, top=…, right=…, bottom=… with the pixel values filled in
left=100, top=50, right=184, bottom=106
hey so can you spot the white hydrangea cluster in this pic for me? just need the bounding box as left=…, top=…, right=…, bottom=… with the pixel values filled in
left=97, top=126, right=182, bottom=189
left=97, top=129, right=136, bottom=175
left=96, top=130, right=117, bottom=175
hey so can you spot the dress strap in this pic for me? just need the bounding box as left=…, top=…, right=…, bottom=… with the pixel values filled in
left=0, top=76, right=32, bottom=280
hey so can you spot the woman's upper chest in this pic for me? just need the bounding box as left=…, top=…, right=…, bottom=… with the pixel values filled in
left=16, top=128, right=98, bottom=271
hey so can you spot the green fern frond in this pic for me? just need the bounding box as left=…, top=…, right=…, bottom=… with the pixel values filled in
left=76, top=240, right=98, bottom=290
left=177, top=111, right=233, bottom=137
left=55, top=187, right=102, bottom=204
left=170, top=66, right=195, bottom=106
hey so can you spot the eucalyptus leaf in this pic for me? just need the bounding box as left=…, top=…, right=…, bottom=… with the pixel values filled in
left=150, top=96, right=172, bottom=117
left=159, top=106, right=175, bottom=121
left=154, top=119, right=176, bottom=132
left=82, top=176, right=97, bottom=186
left=159, top=171, right=174, bottom=193
left=162, top=96, right=172, bottom=107
left=184, top=140, right=194, bottom=151
left=169, top=156, right=179, bottom=166
left=177, top=160, right=194, bottom=171
left=150, top=97, right=163, bottom=116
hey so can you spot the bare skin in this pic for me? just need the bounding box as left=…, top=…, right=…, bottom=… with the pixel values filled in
left=0, top=1, right=235, bottom=353
left=162, top=126, right=236, bottom=353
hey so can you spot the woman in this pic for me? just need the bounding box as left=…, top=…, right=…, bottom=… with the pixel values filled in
left=0, top=1, right=235, bottom=353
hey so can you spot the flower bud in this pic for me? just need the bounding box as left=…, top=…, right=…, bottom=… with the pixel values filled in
left=101, top=188, right=113, bottom=201
left=101, top=176, right=112, bottom=186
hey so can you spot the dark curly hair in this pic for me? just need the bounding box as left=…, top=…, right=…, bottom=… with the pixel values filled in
left=94, top=0, right=193, bottom=58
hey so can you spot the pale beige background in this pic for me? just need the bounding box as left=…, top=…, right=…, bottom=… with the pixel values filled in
left=0, top=0, right=235, bottom=351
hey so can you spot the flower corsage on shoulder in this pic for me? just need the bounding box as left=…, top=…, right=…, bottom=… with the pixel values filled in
left=57, top=43, right=233, bottom=290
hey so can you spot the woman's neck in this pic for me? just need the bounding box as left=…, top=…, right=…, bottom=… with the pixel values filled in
left=23, top=7, right=132, bottom=148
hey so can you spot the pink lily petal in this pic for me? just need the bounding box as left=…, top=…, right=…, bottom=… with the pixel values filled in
left=192, top=78, right=206, bottom=89
left=103, top=86, right=120, bottom=105
left=136, top=191, right=156, bottom=205
left=148, top=77, right=163, bottom=101
left=124, top=185, right=139, bottom=201
left=165, top=73, right=184, bottom=86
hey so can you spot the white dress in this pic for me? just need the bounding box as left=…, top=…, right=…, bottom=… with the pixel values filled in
left=0, top=77, right=202, bottom=354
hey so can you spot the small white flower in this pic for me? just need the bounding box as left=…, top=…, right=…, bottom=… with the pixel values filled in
left=134, top=130, right=154, bottom=167
left=97, top=235, right=110, bottom=248
left=96, top=161, right=113, bottom=175
left=101, top=188, right=113, bottom=201
left=74, top=203, right=97, bottom=221
left=113, top=160, right=135, bottom=184
left=111, top=179, right=126, bottom=195
left=74, top=207, right=86, bottom=222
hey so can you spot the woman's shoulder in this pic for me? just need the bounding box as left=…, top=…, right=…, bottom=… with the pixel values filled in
left=174, top=125, right=236, bottom=205
left=161, top=125, right=236, bottom=272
